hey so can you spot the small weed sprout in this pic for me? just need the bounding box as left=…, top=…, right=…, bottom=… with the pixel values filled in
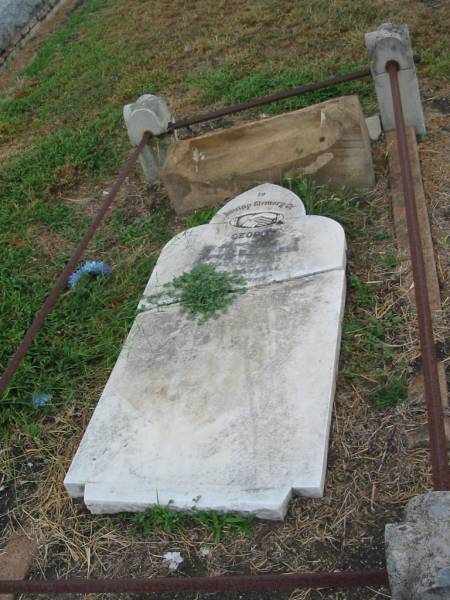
left=185, top=206, right=220, bottom=228
left=148, top=265, right=246, bottom=324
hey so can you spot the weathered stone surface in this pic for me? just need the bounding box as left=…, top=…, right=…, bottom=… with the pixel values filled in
left=0, top=0, right=42, bottom=49
left=65, top=184, right=346, bottom=518
left=365, top=23, right=426, bottom=135
left=210, top=182, right=306, bottom=223
left=385, top=492, right=450, bottom=599
left=123, top=94, right=176, bottom=180
left=66, top=274, right=345, bottom=518
left=365, top=115, right=382, bottom=141
left=140, top=183, right=345, bottom=309
left=0, top=0, right=64, bottom=68
left=161, top=95, right=374, bottom=214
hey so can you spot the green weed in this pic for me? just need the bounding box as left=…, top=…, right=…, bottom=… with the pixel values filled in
left=371, top=377, right=407, bottom=408
left=107, top=501, right=254, bottom=542
left=192, top=510, right=254, bottom=543
left=348, top=274, right=375, bottom=310
left=286, top=176, right=376, bottom=236
left=420, top=43, right=450, bottom=81
left=383, top=253, right=399, bottom=270
left=149, top=265, right=247, bottom=324
left=110, top=209, right=173, bottom=246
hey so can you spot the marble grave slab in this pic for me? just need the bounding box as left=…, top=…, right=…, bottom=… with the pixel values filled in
left=65, top=183, right=346, bottom=519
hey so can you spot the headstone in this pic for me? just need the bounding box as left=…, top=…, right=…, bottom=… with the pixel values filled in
left=123, top=94, right=176, bottom=180
left=161, top=95, right=374, bottom=214
left=65, top=183, right=346, bottom=520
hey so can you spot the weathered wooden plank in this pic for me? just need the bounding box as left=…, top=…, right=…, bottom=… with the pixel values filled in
left=386, top=128, right=449, bottom=448
left=386, top=128, right=442, bottom=316
left=162, top=95, right=374, bottom=214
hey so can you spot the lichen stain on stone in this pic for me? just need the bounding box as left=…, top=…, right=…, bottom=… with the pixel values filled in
left=195, top=230, right=300, bottom=276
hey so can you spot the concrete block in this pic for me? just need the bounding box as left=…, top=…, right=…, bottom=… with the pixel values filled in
left=365, top=23, right=426, bottom=135
left=123, top=94, right=176, bottom=180
left=65, top=184, right=346, bottom=519
left=385, top=491, right=450, bottom=599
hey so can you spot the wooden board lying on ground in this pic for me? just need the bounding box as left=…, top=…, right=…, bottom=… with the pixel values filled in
left=162, top=95, right=375, bottom=214
left=386, top=129, right=442, bottom=315
left=386, top=128, right=449, bottom=447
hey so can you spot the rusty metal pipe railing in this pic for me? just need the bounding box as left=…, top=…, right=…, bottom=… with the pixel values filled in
left=0, top=132, right=151, bottom=398
left=0, top=68, right=373, bottom=397
left=0, top=59, right=445, bottom=595
left=168, top=68, right=371, bottom=131
left=0, top=569, right=389, bottom=595
left=386, top=60, right=450, bottom=490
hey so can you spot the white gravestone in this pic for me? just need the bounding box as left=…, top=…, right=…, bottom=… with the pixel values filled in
left=65, top=183, right=346, bottom=520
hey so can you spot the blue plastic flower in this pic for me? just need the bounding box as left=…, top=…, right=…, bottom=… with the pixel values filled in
left=31, top=392, right=51, bottom=407
left=68, top=260, right=112, bottom=288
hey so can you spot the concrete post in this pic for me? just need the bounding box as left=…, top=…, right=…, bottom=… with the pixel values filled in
left=123, top=94, right=176, bottom=180
left=365, top=23, right=426, bottom=135
left=385, top=491, right=450, bottom=599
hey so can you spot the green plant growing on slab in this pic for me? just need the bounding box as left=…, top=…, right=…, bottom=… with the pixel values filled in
left=149, top=265, right=246, bottom=324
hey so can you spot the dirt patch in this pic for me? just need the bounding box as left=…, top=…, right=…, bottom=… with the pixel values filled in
left=431, top=97, right=450, bottom=114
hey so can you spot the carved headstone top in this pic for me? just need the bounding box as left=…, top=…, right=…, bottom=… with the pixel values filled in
left=140, top=183, right=344, bottom=310
left=210, top=183, right=306, bottom=224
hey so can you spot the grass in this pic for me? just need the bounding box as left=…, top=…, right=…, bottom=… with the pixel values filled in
left=0, top=0, right=430, bottom=433
left=110, top=208, right=173, bottom=246
left=185, top=205, right=220, bottom=228
left=287, top=178, right=408, bottom=408
left=188, top=61, right=376, bottom=116
left=107, top=502, right=254, bottom=542
left=0, top=0, right=166, bottom=137
left=0, top=251, right=160, bottom=429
